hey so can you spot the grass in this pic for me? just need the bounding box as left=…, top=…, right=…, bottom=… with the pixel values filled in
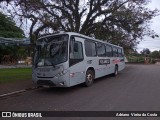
left=0, top=68, right=32, bottom=83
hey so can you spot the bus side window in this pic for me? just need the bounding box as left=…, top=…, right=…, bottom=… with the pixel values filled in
left=85, top=40, right=97, bottom=57
left=113, top=47, right=118, bottom=57
left=106, top=45, right=113, bottom=57
left=97, top=43, right=106, bottom=57
left=118, top=48, right=123, bottom=57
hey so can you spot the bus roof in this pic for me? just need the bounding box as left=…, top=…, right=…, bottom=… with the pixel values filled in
left=38, top=32, right=123, bottom=49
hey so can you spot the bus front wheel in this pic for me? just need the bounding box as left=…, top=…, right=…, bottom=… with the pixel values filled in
left=84, top=70, right=94, bottom=87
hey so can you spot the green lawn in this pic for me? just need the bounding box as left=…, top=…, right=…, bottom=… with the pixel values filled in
left=0, top=68, right=32, bottom=83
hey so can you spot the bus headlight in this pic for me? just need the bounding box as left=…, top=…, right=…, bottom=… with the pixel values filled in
left=55, top=69, right=68, bottom=78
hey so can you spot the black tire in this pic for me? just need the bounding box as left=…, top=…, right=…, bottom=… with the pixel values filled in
left=84, top=70, right=94, bottom=87
left=113, top=65, right=118, bottom=76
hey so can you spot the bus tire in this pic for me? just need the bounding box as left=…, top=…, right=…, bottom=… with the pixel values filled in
left=113, top=65, right=118, bottom=76
left=84, top=70, right=94, bottom=87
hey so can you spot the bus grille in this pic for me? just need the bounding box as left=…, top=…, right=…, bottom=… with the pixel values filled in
left=37, top=80, right=56, bottom=86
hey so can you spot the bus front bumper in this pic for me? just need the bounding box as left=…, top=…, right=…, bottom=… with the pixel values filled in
left=32, top=72, right=70, bottom=87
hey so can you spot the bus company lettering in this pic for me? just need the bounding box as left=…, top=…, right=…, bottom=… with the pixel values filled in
left=99, top=59, right=110, bottom=65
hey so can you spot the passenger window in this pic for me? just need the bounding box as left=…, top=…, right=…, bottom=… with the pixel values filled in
left=97, top=43, right=106, bottom=57
left=113, top=47, right=118, bottom=57
left=118, top=48, right=123, bottom=57
left=85, top=40, right=97, bottom=57
left=106, top=45, right=113, bottom=57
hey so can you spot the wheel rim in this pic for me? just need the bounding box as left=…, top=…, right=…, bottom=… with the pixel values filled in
left=87, top=73, right=93, bottom=83
left=87, top=74, right=93, bottom=81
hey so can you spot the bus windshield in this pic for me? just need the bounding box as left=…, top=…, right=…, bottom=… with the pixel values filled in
left=34, top=34, right=68, bottom=67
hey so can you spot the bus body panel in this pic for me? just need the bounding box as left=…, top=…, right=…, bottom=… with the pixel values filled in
left=69, top=61, right=86, bottom=86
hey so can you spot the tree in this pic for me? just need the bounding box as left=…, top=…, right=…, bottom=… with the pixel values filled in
left=150, top=50, right=160, bottom=59
left=0, top=12, right=24, bottom=38
left=140, top=48, right=151, bottom=55
left=0, top=12, right=25, bottom=63
left=1, top=0, right=159, bottom=50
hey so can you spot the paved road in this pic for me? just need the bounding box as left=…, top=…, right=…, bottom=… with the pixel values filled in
left=0, top=64, right=160, bottom=120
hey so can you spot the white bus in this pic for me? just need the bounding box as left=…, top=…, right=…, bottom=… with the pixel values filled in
left=32, top=32, right=125, bottom=87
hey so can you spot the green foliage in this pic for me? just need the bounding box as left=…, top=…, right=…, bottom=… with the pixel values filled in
left=0, top=45, right=28, bottom=64
left=149, top=50, right=160, bottom=58
left=127, top=49, right=160, bottom=64
left=0, top=12, right=24, bottom=38
left=0, top=12, right=26, bottom=63
left=127, top=56, right=145, bottom=63
left=140, top=48, right=151, bottom=55
left=139, top=49, right=160, bottom=59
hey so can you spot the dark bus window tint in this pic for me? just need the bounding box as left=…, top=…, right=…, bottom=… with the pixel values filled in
left=97, top=43, right=106, bottom=57
left=118, top=48, right=123, bottom=57
left=106, top=45, right=113, bottom=57
left=113, top=47, right=118, bottom=57
left=85, top=40, right=97, bottom=57
left=70, top=42, right=83, bottom=59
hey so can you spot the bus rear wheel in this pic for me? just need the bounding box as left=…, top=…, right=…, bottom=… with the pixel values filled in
left=84, top=70, right=94, bottom=87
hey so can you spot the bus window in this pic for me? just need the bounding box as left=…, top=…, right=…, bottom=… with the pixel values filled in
left=118, top=48, right=123, bottom=57
left=70, top=40, right=83, bottom=66
left=106, top=45, right=112, bottom=57
left=113, top=47, right=118, bottom=57
left=85, top=40, right=97, bottom=57
left=97, top=43, right=106, bottom=57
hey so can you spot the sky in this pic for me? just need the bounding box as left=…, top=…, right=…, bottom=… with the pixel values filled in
left=137, top=0, right=160, bottom=52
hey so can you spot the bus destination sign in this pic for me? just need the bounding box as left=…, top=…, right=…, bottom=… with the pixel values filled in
left=99, top=59, right=110, bottom=65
